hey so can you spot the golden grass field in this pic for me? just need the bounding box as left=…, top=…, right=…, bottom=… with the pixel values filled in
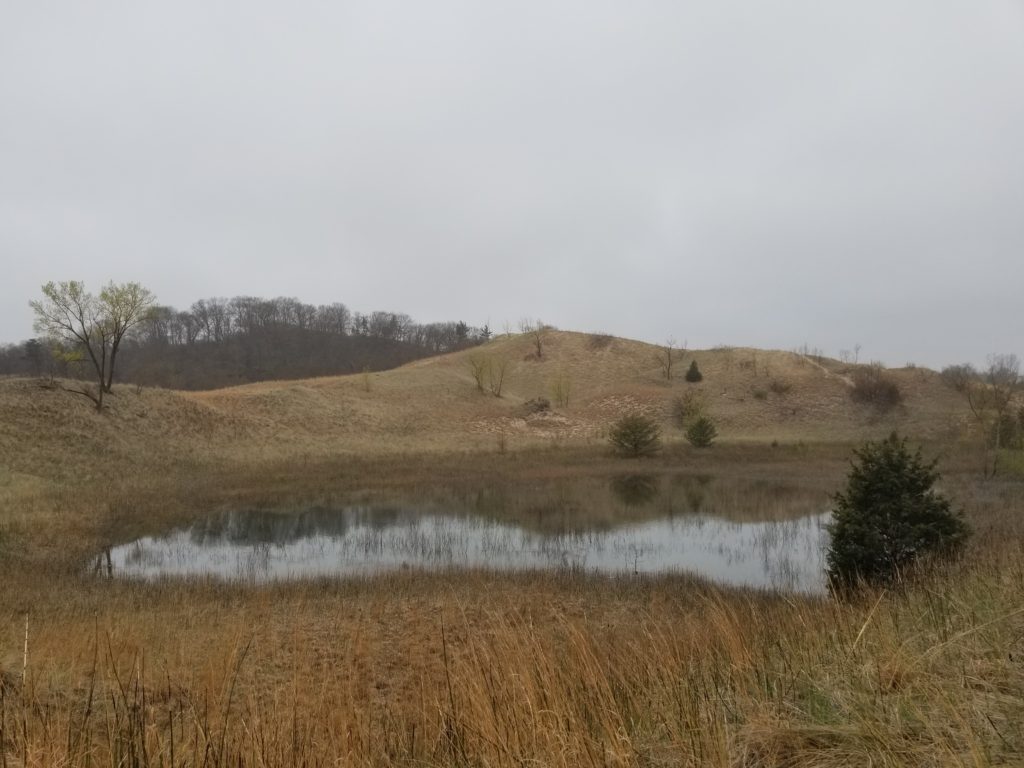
left=0, top=332, right=1022, bottom=766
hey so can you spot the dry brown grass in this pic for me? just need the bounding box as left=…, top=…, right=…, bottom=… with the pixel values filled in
left=0, top=334, right=1021, bottom=766
left=0, top=442, right=1021, bottom=766
left=0, top=332, right=976, bottom=482
left=1, top=542, right=1023, bottom=766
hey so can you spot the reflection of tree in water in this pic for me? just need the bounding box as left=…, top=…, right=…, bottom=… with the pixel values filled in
left=610, top=475, right=660, bottom=507
left=188, top=506, right=412, bottom=545
left=675, top=475, right=714, bottom=513
left=460, top=485, right=512, bottom=517
left=165, top=474, right=820, bottom=548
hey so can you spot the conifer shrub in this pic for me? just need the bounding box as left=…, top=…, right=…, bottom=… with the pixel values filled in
left=609, top=414, right=662, bottom=457
left=685, top=361, right=703, bottom=383
left=685, top=416, right=717, bottom=448
left=827, top=432, right=970, bottom=590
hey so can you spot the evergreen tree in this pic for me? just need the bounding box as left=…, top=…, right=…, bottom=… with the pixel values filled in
left=827, top=433, right=970, bottom=589
left=685, top=416, right=717, bottom=447
left=609, top=414, right=662, bottom=457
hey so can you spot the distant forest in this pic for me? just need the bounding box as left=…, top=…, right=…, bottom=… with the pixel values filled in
left=0, top=296, right=488, bottom=390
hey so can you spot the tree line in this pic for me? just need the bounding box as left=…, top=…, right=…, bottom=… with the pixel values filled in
left=134, top=296, right=485, bottom=352
left=1, top=284, right=489, bottom=395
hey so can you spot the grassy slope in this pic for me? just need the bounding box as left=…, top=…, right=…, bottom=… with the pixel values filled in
left=0, top=330, right=970, bottom=480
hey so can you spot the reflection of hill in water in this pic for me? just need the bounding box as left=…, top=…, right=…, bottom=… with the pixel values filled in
left=439, top=474, right=826, bottom=533
left=188, top=475, right=827, bottom=543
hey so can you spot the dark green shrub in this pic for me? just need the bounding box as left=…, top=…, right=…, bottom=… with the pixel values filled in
left=685, top=416, right=717, bottom=447
left=685, top=361, right=703, bottom=383
left=827, top=433, right=970, bottom=590
left=609, top=414, right=662, bottom=457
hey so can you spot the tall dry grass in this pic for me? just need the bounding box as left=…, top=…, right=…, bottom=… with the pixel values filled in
left=2, top=550, right=1023, bottom=766
left=0, top=443, right=1022, bottom=766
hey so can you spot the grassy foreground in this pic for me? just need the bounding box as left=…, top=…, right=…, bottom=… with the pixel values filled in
left=0, top=442, right=1021, bottom=767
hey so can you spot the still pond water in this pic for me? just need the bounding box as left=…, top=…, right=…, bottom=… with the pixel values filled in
left=99, top=475, right=832, bottom=592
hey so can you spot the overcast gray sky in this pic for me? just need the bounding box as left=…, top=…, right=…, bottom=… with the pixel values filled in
left=2, top=1, right=1022, bottom=367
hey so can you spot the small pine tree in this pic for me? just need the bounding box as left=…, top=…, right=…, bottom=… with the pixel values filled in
left=686, top=416, right=717, bottom=447
left=827, top=432, right=970, bottom=590
left=609, top=414, right=662, bottom=457
left=685, top=361, right=703, bottom=383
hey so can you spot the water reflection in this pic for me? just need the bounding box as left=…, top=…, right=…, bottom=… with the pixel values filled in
left=99, top=479, right=831, bottom=592
left=610, top=475, right=660, bottom=507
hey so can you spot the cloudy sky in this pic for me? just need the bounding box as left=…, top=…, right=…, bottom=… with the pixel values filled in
left=2, top=1, right=1022, bottom=367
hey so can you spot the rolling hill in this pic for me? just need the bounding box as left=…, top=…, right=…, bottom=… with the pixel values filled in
left=0, top=330, right=973, bottom=481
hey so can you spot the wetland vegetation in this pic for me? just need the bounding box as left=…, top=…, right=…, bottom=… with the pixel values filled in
left=2, top=440, right=1023, bottom=766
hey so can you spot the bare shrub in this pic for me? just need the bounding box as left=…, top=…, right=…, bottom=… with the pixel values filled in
left=469, top=355, right=509, bottom=397
left=488, top=358, right=509, bottom=397
left=521, top=397, right=551, bottom=415
left=670, top=391, right=705, bottom=429
left=550, top=371, right=571, bottom=408
left=519, top=319, right=552, bottom=359
left=468, top=355, right=488, bottom=393
left=850, top=364, right=903, bottom=412
left=941, top=363, right=977, bottom=394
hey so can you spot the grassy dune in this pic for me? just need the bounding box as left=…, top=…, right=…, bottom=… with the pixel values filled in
left=0, top=332, right=1021, bottom=766
left=0, top=331, right=973, bottom=476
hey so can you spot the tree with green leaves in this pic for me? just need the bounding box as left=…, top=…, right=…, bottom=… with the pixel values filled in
left=685, top=360, right=703, bottom=383
left=609, top=414, right=662, bottom=457
left=30, top=281, right=156, bottom=411
left=826, top=432, right=970, bottom=590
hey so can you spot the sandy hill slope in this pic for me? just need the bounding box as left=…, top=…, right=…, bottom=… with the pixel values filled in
left=0, top=330, right=972, bottom=480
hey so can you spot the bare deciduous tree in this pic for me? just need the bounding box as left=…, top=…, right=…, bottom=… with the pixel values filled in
left=468, top=355, right=510, bottom=397
left=656, top=337, right=686, bottom=380
left=519, top=319, right=551, bottom=359
left=962, top=354, right=1021, bottom=476
left=468, top=355, right=489, bottom=393
left=940, top=363, right=977, bottom=394
left=488, top=357, right=510, bottom=397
